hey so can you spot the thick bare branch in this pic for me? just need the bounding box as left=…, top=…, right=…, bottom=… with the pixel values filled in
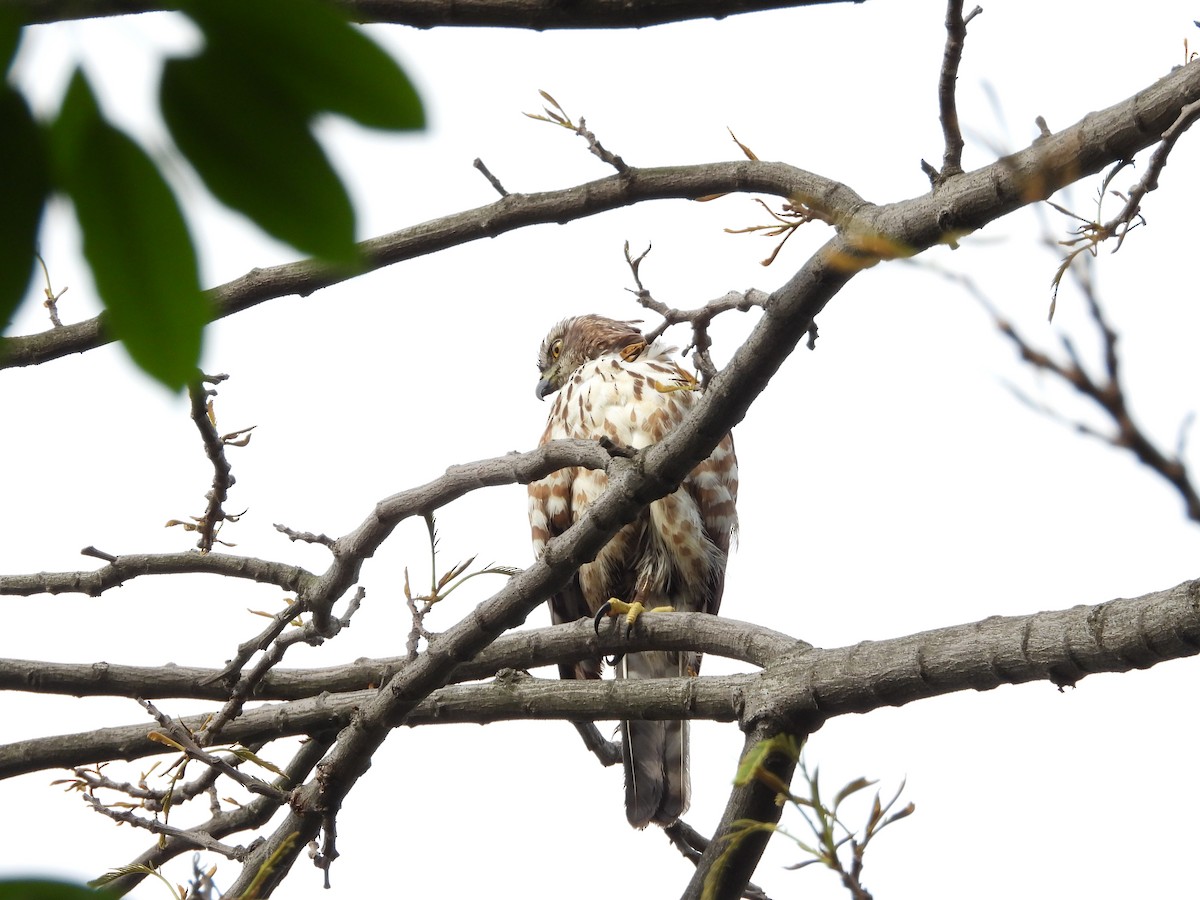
left=686, top=723, right=805, bottom=900
left=665, top=821, right=773, bottom=900
left=6, top=59, right=1197, bottom=377
left=0, top=614, right=800, bottom=701
left=14, top=0, right=857, bottom=29
left=0, top=551, right=313, bottom=597
left=0, top=161, right=860, bottom=370
left=6, top=577, right=1198, bottom=780
left=1, top=675, right=751, bottom=780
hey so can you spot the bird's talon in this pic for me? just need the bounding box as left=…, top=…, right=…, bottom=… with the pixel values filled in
left=651, top=364, right=700, bottom=394
left=594, top=598, right=676, bottom=637
left=619, top=340, right=647, bottom=363
left=596, top=596, right=677, bottom=667
left=593, top=600, right=614, bottom=634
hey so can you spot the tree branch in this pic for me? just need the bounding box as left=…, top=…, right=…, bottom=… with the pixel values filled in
left=1092, top=97, right=1200, bottom=249
left=685, top=724, right=806, bottom=900
left=7, top=58, right=1197, bottom=376
left=14, top=0, right=858, bottom=29
left=922, top=0, right=981, bottom=185
left=0, top=551, right=313, bottom=597
left=172, top=373, right=254, bottom=554
left=625, top=244, right=771, bottom=383
left=6, top=577, right=1198, bottom=781
left=0, top=615, right=801, bottom=701
left=978, top=253, right=1200, bottom=523
left=99, top=733, right=336, bottom=897
left=305, top=438, right=623, bottom=631
left=0, top=161, right=860, bottom=370
left=0, top=440, right=615, bottom=606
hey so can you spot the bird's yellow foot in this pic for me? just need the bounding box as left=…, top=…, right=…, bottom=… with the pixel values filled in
left=650, top=364, right=699, bottom=394
left=593, top=598, right=675, bottom=632
left=594, top=598, right=674, bottom=666
left=620, top=340, right=648, bottom=363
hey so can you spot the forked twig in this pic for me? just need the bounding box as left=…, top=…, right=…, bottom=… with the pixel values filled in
left=524, top=90, right=629, bottom=172
left=915, top=250, right=1200, bottom=524
left=1048, top=98, right=1200, bottom=318
left=623, top=242, right=770, bottom=383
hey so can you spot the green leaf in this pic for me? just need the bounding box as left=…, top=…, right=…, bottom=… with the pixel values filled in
left=832, top=776, right=876, bottom=810
left=733, top=733, right=802, bottom=787
left=0, top=879, right=102, bottom=899
left=0, top=83, right=47, bottom=331
left=181, top=0, right=424, bottom=130
left=51, top=70, right=208, bottom=391
left=160, top=51, right=358, bottom=265
left=160, top=0, right=425, bottom=264
left=0, top=8, right=22, bottom=74
left=229, top=745, right=287, bottom=777
left=89, top=863, right=179, bottom=893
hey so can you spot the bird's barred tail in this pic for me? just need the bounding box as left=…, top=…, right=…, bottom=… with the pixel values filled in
left=619, top=650, right=690, bottom=829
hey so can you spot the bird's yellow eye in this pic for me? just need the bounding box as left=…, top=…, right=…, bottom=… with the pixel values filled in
left=550, top=339, right=562, bottom=360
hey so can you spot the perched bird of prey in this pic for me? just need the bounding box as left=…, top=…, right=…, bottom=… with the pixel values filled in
left=527, top=314, right=738, bottom=829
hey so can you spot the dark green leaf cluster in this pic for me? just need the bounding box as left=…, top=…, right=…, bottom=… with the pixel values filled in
left=0, top=0, right=424, bottom=389
left=0, top=879, right=101, bottom=899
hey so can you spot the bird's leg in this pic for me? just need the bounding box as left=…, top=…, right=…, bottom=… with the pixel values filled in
left=594, top=598, right=676, bottom=665
left=595, top=598, right=676, bottom=628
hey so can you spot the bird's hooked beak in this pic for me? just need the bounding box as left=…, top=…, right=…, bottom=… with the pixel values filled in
left=535, top=359, right=560, bottom=400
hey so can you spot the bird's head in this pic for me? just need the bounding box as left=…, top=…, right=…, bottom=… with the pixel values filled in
left=534, top=315, right=646, bottom=400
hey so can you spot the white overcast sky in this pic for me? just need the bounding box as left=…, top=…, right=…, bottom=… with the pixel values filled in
left=3, top=3, right=1199, bottom=899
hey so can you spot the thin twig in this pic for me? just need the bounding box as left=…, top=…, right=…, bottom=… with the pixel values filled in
left=141, top=700, right=290, bottom=803
left=473, top=157, right=509, bottom=196
left=724, top=200, right=817, bottom=266
left=97, top=734, right=336, bottom=898
left=274, top=523, right=336, bottom=547
left=83, top=794, right=248, bottom=859
left=625, top=243, right=769, bottom=383
left=524, top=91, right=629, bottom=172
left=923, top=0, right=982, bottom=185
left=170, top=374, right=255, bottom=553
left=1048, top=99, right=1200, bottom=317
left=1101, top=98, right=1200, bottom=250
left=197, top=589, right=362, bottom=746
left=36, top=253, right=66, bottom=327
left=312, top=811, right=341, bottom=890
left=915, top=250, right=1200, bottom=524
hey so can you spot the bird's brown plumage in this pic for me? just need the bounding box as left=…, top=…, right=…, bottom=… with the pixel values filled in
left=527, top=314, right=738, bottom=828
